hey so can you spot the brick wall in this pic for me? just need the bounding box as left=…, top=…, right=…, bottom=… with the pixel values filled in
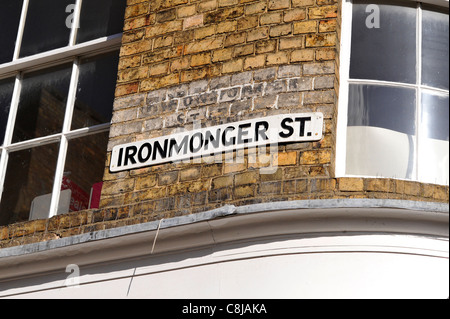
left=0, top=0, right=448, bottom=249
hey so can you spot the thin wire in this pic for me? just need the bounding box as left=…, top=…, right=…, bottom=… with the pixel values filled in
left=151, top=218, right=164, bottom=254
left=127, top=218, right=165, bottom=297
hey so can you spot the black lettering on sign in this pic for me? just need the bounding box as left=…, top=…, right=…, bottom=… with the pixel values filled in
left=152, top=139, right=168, bottom=161
left=255, top=121, right=269, bottom=142
left=138, top=143, right=152, bottom=163
left=124, top=146, right=137, bottom=166
left=279, top=118, right=294, bottom=138
left=189, top=132, right=204, bottom=153
left=117, top=148, right=124, bottom=167
left=295, top=117, right=311, bottom=137
left=222, top=126, right=236, bottom=146
left=169, top=135, right=189, bottom=156
left=204, top=129, right=221, bottom=151
left=237, top=123, right=252, bottom=144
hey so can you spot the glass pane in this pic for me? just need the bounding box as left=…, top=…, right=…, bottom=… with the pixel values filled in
left=19, top=0, right=73, bottom=58
left=12, top=64, right=72, bottom=143
left=422, top=7, right=449, bottom=90
left=0, top=143, right=59, bottom=226
left=76, top=0, right=127, bottom=44
left=60, top=132, right=109, bottom=212
left=0, top=0, right=23, bottom=64
left=0, top=78, right=15, bottom=145
left=418, top=93, right=449, bottom=185
left=72, top=51, right=119, bottom=130
left=421, top=93, right=449, bottom=141
left=346, top=84, right=416, bottom=179
left=347, top=84, right=416, bottom=135
left=350, top=0, right=417, bottom=84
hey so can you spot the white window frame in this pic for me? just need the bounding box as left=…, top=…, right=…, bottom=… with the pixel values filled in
left=0, top=0, right=123, bottom=220
left=336, top=0, right=450, bottom=185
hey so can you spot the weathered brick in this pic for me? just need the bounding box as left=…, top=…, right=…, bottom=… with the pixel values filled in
left=290, top=49, right=314, bottom=62
left=338, top=178, right=364, bottom=192
left=289, top=77, right=313, bottom=91
left=293, top=20, right=317, bottom=34
left=234, top=185, right=255, bottom=199
left=235, top=171, right=259, bottom=186
left=260, top=12, right=282, bottom=25
left=244, top=55, right=265, bottom=70
left=308, top=6, right=338, bottom=19
left=180, top=167, right=202, bottom=181
left=183, top=14, right=204, bottom=29
left=268, top=0, right=290, bottom=10
left=303, top=90, right=334, bottom=104
left=303, top=61, right=335, bottom=75
left=305, top=33, right=336, bottom=47
left=274, top=151, right=297, bottom=166
left=266, top=52, right=289, bottom=66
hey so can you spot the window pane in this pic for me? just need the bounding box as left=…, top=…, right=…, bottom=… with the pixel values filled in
left=0, top=78, right=15, bottom=145
left=19, top=0, right=73, bottom=58
left=13, top=64, right=72, bottom=143
left=347, top=84, right=416, bottom=135
left=350, top=0, right=417, bottom=84
left=60, top=132, right=109, bottom=212
left=418, top=93, right=449, bottom=185
left=421, top=93, right=449, bottom=141
left=0, top=0, right=23, bottom=64
left=72, top=51, right=119, bottom=130
left=422, top=7, right=449, bottom=90
left=0, top=143, right=60, bottom=226
left=76, top=0, right=127, bottom=44
left=346, top=84, right=416, bottom=179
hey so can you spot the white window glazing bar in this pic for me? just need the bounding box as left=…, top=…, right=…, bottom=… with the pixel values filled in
left=415, top=2, right=423, bottom=183
left=48, top=135, right=69, bottom=218
left=0, top=150, right=9, bottom=204
left=2, top=75, right=23, bottom=148
left=48, top=59, right=80, bottom=218
left=0, top=75, right=23, bottom=203
left=335, top=0, right=353, bottom=178
left=0, top=34, right=122, bottom=79
left=69, top=0, right=83, bottom=47
left=12, top=0, right=29, bottom=61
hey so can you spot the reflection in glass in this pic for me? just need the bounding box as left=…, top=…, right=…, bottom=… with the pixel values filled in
left=350, top=0, right=416, bottom=83
left=19, top=0, right=73, bottom=58
left=346, top=84, right=416, bottom=179
left=0, top=143, right=59, bottom=226
left=0, top=78, right=15, bottom=145
left=419, top=93, right=449, bottom=185
left=12, top=65, right=72, bottom=143
left=421, top=93, right=449, bottom=141
left=61, top=132, right=109, bottom=212
left=348, top=84, right=416, bottom=135
left=0, top=0, right=23, bottom=64
left=76, top=0, right=127, bottom=44
left=72, top=51, right=119, bottom=130
left=422, top=7, right=449, bottom=90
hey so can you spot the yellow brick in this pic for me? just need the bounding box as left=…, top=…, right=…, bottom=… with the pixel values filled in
left=293, top=20, right=317, bottom=34
left=274, top=151, right=297, bottom=166
left=338, top=178, right=364, bottom=192
left=266, top=51, right=289, bottom=65
left=235, top=171, right=259, bottom=186
left=244, top=55, right=265, bottom=70
left=191, top=52, right=212, bottom=66
left=223, top=58, right=243, bottom=73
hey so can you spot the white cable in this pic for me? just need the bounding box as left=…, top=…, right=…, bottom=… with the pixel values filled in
left=151, top=218, right=164, bottom=254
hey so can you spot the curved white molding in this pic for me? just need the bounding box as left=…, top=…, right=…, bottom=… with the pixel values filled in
left=0, top=199, right=447, bottom=283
